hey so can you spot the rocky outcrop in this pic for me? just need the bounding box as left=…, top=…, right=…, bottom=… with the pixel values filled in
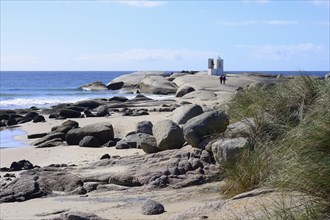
left=73, top=100, right=102, bottom=109
left=79, top=81, right=108, bottom=91
left=107, top=81, right=124, bottom=90
left=79, top=136, right=101, bottom=147
left=33, top=132, right=65, bottom=146
left=153, top=120, right=184, bottom=151
left=65, top=122, right=114, bottom=145
left=137, top=134, right=159, bottom=154
left=171, top=104, right=203, bottom=125
left=0, top=168, right=83, bottom=203
left=60, top=211, right=104, bottom=220
left=59, top=109, right=81, bottom=118
left=182, top=90, right=217, bottom=101
left=107, top=71, right=168, bottom=91
left=95, top=105, right=109, bottom=117
left=176, top=86, right=195, bottom=97
left=140, top=75, right=178, bottom=94
left=136, top=120, right=153, bottom=135
left=51, top=120, right=79, bottom=134
left=211, top=138, right=249, bottom=163
left=142, top=199, right=165, bottom=215
left=183, top=111, right=229, bottom=148
left=225, top=118, right=254, bottom=138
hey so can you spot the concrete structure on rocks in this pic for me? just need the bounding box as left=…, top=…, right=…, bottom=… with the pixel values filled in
left=208, top=57, right=224, bottom=76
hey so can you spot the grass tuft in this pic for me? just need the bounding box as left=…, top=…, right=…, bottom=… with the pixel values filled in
left=221, top=76, right=330, bottom=217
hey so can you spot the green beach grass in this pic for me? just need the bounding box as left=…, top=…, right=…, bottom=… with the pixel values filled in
left=221, top=76, right=330, bottom=219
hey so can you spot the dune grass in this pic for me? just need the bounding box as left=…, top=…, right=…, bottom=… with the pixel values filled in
left=222, top=76, right=330, bottom=218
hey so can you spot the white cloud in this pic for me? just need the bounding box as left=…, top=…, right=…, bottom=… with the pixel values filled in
left=236, top=43, right=325, bottom=60
left=217, top=20, right=298, bottom=26
left=113, top=0, right=165, bottom=8
left=77, top=48, right=218, bottom=62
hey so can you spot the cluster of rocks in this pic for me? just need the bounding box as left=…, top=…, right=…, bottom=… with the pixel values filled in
left=81, top=71, right=200, bottom=97
left=0, top=160, right=37, bottom=172
left=43, top=94, right=179, bottom=121
left=0, top=109, right=45, bottom=128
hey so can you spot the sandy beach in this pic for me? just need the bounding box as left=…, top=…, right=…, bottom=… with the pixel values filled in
left=0, top=72, right=291, bottom=220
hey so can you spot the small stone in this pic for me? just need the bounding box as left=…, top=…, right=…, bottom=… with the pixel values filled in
left=100, top=154, right=111, bottom=160
left=141, top=199, right=165, bottom=215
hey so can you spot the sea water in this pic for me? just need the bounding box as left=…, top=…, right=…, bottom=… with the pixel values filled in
left=0, top=71, right=135, bottom=110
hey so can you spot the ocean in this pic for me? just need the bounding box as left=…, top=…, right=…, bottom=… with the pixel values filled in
left=0, top=70, right=328, bottom=110
left=0, top=71, right=134, bottom=110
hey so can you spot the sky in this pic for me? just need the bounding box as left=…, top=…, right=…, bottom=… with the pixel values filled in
left=1, top=0, right=329, bottom=71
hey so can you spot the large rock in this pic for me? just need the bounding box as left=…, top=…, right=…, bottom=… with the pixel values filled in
left=225, top=118, right=254, bottom=138
left=140, top=75, right=178, bottom=95
left=153, top=120, right=184, bottom=151
left=142, top=199, right=165, bottom=215
left=32, top=115, right=46, bottom=123
left=107, top=81, right=124, bottom=90
left=10, top=160, right=34, bottom=171
left=65, top=122, right=114, bottom=145
left=34, top=132, right=65, bottom=146
left=79, top=81, right=108, bottom=91
left=171, top=104, right=203, bottom=125
left=0, top=175, right=42, bottom=202
left=95, top=105, right=109, bottom=117
left=137, top=134, right=160, bottom=154
left=36, top=138, right=64, bottom=148
left=79, top=136, right=101, bottom=147
left=211, top=138, right=249, bottom=163
left=116, top=133, right=150, bottom=149
left=175, top=86, right=195, bottom=97
left=136, top=120, right=153, bottom=135
left=59, top=109, right=81, bottom=118
left=0, top=169, right=83, bottom=203
left=73, top=100, right=102, bottom=109
left=107, top=71, right=168, bottom=91
left=183, top=111, right=229, bottom=148
left=182, top=90, right=217, bottom=101
left=52, top=120, right=79, bottom=134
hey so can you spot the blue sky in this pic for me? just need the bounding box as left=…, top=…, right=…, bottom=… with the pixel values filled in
left=1, top=0, right=329, bottom=71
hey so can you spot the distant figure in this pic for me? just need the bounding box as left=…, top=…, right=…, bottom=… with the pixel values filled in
left=220, top=75, right=226, bottom=85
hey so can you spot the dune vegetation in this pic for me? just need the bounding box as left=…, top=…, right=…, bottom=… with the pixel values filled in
left=221, top=76, right=330, bottom=219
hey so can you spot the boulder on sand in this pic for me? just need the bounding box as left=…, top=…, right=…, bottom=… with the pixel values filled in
left=136, top=120, right=153, bottom=135
left=153, top=120, right=184, bottom=151
left=137, top=134, right=159, bottom=154
left=211, top=137, right=249, bottom=163
left=142, top=199, right=165, bottom=215
left=65, top=122, right=114, bottom=145
left=171, top=104, right=203, bottom=125
left=139, top=75, right=178, bottom=95
left=79, top=136, right=101, bottom=148
left=59, top=109, right=81, bottom=118
left=183, top=111, right=229, bottom=148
